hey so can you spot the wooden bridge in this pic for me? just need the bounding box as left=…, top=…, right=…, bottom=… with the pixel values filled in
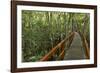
left=40, top=32, right=90, bottom=61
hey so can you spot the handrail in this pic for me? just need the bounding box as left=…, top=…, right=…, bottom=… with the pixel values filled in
left=40, top=32, right=75, bottom=61
left=78, top=31, right=90, bottom=59
left=82, top=34, right=90, bottom=59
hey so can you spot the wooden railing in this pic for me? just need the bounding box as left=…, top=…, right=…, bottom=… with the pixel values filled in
left=40, top=32, right=75, bottom=61
left=79, top=32, right=90, bottom=59
left=82, top=34, right=90, bottom=59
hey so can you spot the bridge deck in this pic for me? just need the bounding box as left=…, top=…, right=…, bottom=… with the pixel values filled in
left=64, top=32, right=86, bottom=60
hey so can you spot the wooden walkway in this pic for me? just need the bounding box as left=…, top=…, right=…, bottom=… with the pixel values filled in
left=40, top=32, right=89, bottom=61
left=64, top=32, right=86, bottom=60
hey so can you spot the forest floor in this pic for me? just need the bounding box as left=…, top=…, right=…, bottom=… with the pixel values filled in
left=64, top=32, right=86, bottom=60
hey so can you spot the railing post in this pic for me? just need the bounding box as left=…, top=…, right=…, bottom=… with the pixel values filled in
left=59, top=43, right=65, bottom=60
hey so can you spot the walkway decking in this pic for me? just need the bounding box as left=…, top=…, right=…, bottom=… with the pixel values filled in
left=64, top=32, right=86, bottom=60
